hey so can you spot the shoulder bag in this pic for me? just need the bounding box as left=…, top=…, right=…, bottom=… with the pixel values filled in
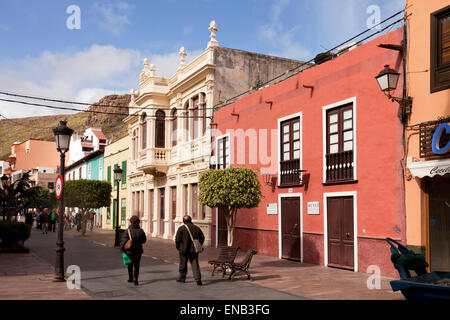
left=124, top=228, right=133, bottom=250
left=184, top=224, right=204, bottom=253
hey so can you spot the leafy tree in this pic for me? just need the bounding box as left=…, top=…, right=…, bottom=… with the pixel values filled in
left=64, top=180, right=112, bottom=235
left=0, top=171, right=40, bottom=221
left=199, top=168, right=262, bottom=246
left=28, top=187, right=57, bottom=210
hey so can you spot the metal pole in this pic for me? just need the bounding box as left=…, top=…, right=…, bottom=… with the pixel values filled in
left=114, top=180, right=120, bottom=247
left=54, top=152, right=65, bottom=281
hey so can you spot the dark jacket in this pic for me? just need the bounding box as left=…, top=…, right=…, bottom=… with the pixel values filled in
left=120, top=225, right=147, bottom=255
left=175, top=223, right=205, bottom=255
left=41, top=212, right=49, bottom=223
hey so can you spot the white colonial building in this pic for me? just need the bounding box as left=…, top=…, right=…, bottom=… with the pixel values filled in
left=124, top=21, right=305, bottom=245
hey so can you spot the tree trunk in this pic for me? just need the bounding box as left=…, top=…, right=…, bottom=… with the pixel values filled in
left=224, top=207, right=237, bottom=246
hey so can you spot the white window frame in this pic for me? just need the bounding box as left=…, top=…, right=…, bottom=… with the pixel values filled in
left=322, top=97, right=357, bottom=183
left=323, top=191, right=358, bottom=272
left=278, top=193, right=303, bottom=262
left=277, top=111, right=303, bottom=187
left=215, top=133, right=231, bottom=169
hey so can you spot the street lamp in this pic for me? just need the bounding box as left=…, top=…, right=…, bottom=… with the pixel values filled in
left=375, top=64, right=412, bottom=119
left=1, top=174, right=8, bottom=222
left=52, top=120, right=74, bottom=282
left=113, top=165, right=123, bottom=247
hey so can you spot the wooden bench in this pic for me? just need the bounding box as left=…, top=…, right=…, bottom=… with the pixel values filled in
left=224, top=249, right=257, bottom=280
left=208, top=246, right=240, bottom=277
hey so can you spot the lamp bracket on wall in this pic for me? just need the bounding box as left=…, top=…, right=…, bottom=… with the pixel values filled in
left=265, top=100, right=273, bottom=109
left=262, top=173, right=277, bottom=192
left=231, top=109, right=239, bottom=119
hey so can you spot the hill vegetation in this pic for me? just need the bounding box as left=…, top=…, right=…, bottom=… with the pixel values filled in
left=0, top=94, right=130, bottom=160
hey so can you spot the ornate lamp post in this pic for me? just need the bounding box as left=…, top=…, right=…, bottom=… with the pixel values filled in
left=52, top=120, right=73, bottom=281
left=1, top=174, right=8, bottom=222
left=113, top=165, right=123, bottom=247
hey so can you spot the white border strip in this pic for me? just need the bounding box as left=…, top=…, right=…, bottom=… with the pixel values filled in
left=277, top=112, right=303, bottom=186
left=278, top=193, right=303, bottom=262
left=322, top=97, right=357, bottom=183
left=323, top=191, right=358, bottom=272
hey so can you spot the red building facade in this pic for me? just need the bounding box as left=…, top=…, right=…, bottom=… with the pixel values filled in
left=211, top=28, right=406, bottom=277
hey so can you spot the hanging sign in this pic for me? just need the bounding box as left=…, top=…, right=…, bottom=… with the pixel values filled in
left=55, top=175, right=63, bottom=199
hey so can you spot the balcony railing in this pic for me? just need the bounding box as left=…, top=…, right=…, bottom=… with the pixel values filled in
left=136, top=148, right=171, bottom=175
left=280, top=159, right=302, bottom=186
left=325, top=151, right=354, bottom=183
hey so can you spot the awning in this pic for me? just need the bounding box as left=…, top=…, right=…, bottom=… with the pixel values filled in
left=407, top=158, right=450, bottom=178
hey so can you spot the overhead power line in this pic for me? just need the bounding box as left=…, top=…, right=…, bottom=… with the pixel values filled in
left=0, top=9, right=405, bottom=119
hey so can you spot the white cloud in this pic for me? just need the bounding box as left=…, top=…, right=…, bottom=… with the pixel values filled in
left=0, top=45, right=206, bottom=118
left=93, top=1, right=134, bottom=35
left=0, top=44, right=141, bottom=118
left=257, top=0, right=310, bottom=60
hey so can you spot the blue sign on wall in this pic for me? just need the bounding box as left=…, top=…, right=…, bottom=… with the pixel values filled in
left=431, top=123, right=450, bottom=155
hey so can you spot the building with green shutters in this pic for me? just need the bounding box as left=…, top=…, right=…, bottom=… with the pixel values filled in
left=102, top=136, right=129, bottom=229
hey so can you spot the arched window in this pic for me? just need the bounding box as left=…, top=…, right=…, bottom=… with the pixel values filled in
left=192, top=96, right=199, bottom=140
left=132, top=129, right=138, bottom=160
left=200, top=93, right=206, bottom=136
left=155, top=109, right=165, bottom=148
left=184, top=101, right=190, bottom=142
left=171, top=109, right=177, bottom=147
left=141, top=113, right=147, bottom=150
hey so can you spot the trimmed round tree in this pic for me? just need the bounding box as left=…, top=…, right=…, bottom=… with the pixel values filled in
left=64, top=180, right=112, bottom=235
left=199, top=168, right=262, bottom=246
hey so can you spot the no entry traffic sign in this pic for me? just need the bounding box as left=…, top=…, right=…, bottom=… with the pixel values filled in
left=55, top=175, right=63, bottom=199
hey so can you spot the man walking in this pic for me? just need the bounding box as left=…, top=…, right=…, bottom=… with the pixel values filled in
left=49, top=209, right=57, bottom=232
left=41, top=208, right=49, bottom=234
left=34, top=209, right=41, bottom=230
left=175, top=215, right=205, bottom=285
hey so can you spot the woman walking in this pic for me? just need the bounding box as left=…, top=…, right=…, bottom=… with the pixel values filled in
left=120, top=215, right=147, bottom=286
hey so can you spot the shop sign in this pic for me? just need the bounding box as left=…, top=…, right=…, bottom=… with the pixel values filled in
left=432, top=123, right=450, bottom=155
left=419, top=118, right=450, bottom=158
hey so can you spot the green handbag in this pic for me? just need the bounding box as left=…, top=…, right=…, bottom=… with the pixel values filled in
left=122, top=252, right=132, bottom=266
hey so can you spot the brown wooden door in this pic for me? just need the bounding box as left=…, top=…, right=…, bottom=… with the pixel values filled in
left=281, top=197, right=301, bottom=261
left=159, top=188, right=165, bottom=235
left=171, top=186, right=176, bottom=236
left=327, top=196, right=354, bottom=270
left=217, top=207, right=228, bottom=246
left=429, top=176, right=450, bottom=271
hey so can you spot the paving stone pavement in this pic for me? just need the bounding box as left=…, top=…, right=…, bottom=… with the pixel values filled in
left=65, top=227, right=404, bottom=300
left=0, top=227, right=405, bottom=300
left=19, top=228, right=304, bottom=300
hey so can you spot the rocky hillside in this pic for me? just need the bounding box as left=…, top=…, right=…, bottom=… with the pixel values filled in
left=0, top=94, right=131, bottom=160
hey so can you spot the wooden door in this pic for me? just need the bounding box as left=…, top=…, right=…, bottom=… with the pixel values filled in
left=429, top=176, right=450, bottom=271
left=217, top=207, right=228, bottom=246
left=281, top=197, right=301, bottom=261
left=171, top=186, right=176, bottom=236
left=327, top=196, right=354, bottom=270
left=159, top=188, right=165, bottom=235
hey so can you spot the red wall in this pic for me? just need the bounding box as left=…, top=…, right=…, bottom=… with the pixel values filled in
left=212, top=28, right=405, bottom=278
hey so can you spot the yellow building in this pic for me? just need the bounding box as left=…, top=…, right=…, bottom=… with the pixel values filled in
left=102, top=136, right=130, bottom=229
left=404, top=0, right=450, bottom=271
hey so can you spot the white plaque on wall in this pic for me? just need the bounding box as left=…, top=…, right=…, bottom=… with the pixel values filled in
left=266, top=203, right=278, bottom=215
left=307, top=201, right=320, bottom=215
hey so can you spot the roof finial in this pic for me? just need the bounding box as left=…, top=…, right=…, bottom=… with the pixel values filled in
left=178, top=47, right=187, bottom=71
left=207, top=20, right=219, bottom=48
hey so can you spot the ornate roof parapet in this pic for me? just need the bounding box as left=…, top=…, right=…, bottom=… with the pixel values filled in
left=207, top=20, right=219, bottom=49
left=177, top=47, right=187, bottom=72
left=140, top=58, right=150, bottom=83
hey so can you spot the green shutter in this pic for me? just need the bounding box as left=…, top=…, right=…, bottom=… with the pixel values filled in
left=121, top=161, right=127, bottom=186
left=113, top=164, right=118, bottom=187
left=121, top=198, right=126, bottom=226
left=107, top=166, right=111, bottom=182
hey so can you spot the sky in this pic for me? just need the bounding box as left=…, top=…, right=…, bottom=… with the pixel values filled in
left=0, top=0, right=405, bottom=118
